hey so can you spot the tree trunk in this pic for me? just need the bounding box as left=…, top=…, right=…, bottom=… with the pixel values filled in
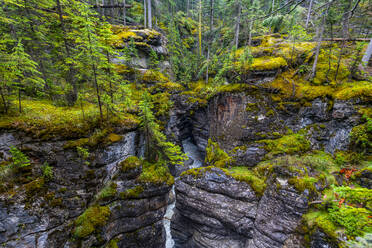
left=18, top=88, right=22, bottom=113
left=198, top=0, right=202, bottom=56
left=248, top=20, right=253, bottom=46
left=0, top=85, right=8, bottom=114
left=147, top=0, right=152, bottom=29
left=123, top=0, right=126, bottom=25
left=233, top=1, right=241, bottom=48
left=325, top=23, right=333, bottom=82
left=311, top=9, right=326, bottom=79
left=206, top=0, right=214, bottom=83
left=305, top=0, right=314, bottom=29
left=144, top=0, right=147, bottom=27
left=361, top=38, right=372, bottom=67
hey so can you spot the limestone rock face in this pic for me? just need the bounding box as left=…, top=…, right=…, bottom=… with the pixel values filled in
left=167, top=91, right=363, bottom=167
left=171, top=168, right=310, bottom=248
left=0, top=131, right=172, bottom=248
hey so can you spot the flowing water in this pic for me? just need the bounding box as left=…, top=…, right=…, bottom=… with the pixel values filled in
left=164, top=138, right=203, bottom=248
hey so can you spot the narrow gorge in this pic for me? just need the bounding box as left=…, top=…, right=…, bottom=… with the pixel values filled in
left=0, top=1, right=371, bottom=248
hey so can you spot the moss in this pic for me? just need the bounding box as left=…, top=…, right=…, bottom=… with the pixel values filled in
left=0, top=100, right=139, bottom=141
left=205, top=139, right=233, bottom=168
left=349, top=120, right=372, bottom=152
left=142, top=70, right=170, bottom=84
left=64, top=129, right=120, bottom=149
left=260, top=129, right=310, bottom=158
left=303, top=211, right=339, bottom=240
left=138, top=161, right=174, bottom=186
left=50, top=197, right=63, bottom=207
left=329, top=205, right=371, bottom=238
left=288, top=176, right=318, bottom=193
left=96, top=182, right=118, bottom=201
left=24, top=178, right=45, bottom=197
left=120, top=185, right=144, bottom=199
left=120, top=156, right=141, bottom=173
left=107, top=133, right=122, bottom=143
left=73, top=205, right=111, bottom=238
left=106, top=239, right=119, bottom=248
left=181, top=166, right=214, bottom=178
left=245, top=103, right=259, bottom=112
left=224, top=167, right=267, bottom=197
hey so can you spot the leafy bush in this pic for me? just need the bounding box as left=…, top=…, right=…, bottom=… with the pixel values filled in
left=9, top=146, right=30, bottom=169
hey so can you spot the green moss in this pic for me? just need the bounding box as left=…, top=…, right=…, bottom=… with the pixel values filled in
left=107, top=133, right=122, bottom=143
left=245, top=103, right=259, bottom=112
left=349, top=118, right=372, bottom=153
left=303, top=211, right=338, bottom=240
left=181, top=166, right=214, bottom=178
left=106, top=239, right=119, bottom=248
left=24, top=178, right=45, bottom=197
left=205, top=139, right=233, bottom=168
left=73, top=205, right=111, bottom=238
left=64, top=130, right=123, bottom=149
left=120, top=185, right=144, bottom=199
left=224, top=167, right=267, bottom=197
left=288, top=176, right=318, bottom=193
left=120, top=156, right=141, bottom=173
left=138, top=161, right=174, bottom=186
left=142, top=70, right=170, bottom=84
left=329, top=205, right=371, bottom=237
left=260, top=129, right=310, bottom=158
left=96, top=182, right=118, bottom=201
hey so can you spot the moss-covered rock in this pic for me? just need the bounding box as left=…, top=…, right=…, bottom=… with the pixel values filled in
left=73, top=205, right=111, bottom=238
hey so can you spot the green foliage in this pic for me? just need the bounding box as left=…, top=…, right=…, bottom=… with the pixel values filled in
left=139, top=161, right=174, bottom=186
left=205, top=139, right=233, bottom=168
left=96, top=182, right=118, bottom=201
left=260, top=129, right=310, bottom=158
left=120, top=156, right=142, bottom=172
left=74, top=205, right=111, bottom=238
left=225, top=167, right=266, bottom=196
left=350, top=115, right=372, bottom=153
left=139, top=91, right=186, bottom=166
left=333, top=186, right=372, bottom=209
left=120, top=185, right=144, bottom=199
left=328, top=205, right=371, bottom=237
left=41, top=162, right=53, bottom=180
left=9, top=146, right=30, bottom=169
left=76, top=146, right=90, bottom=166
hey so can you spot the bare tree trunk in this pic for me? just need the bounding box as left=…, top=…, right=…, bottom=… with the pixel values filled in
left=325, top=23, right=333, bottom=82
left=102, top=0, right=105, bottom=16
left=187, top=0, right=190, bottom=16
left=198, top=0, right=202, bottom=56
left=144, top=0, right=147, bottom=27
left=305, top=0, right=314, bottom=28
left=248, top=20, right=253, bottom=46
left=147, top=0, right=152, bottom=29
left=361, top=38, right=372, bottom=67
left=233, top=1, right=241, bottom=48
left=205, top=0, right=214, bottom=83
left=123, top=0, right=126, bottom=25
left=335, top=1, right=352, bottom=81
left=311, top=9, right=327, bottom=79
left=0, top=86, right=8, bottom=114
left=18, top=88, right=22, bottom=113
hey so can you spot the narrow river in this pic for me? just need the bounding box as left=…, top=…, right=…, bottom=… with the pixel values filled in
left=163, top=138, right=203, bottom=248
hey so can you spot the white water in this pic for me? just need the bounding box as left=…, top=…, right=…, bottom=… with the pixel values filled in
left=163, top=138, right=203, bottom=248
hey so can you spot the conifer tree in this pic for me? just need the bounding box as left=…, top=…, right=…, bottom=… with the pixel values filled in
left=139, top=91, right=186, bottom=166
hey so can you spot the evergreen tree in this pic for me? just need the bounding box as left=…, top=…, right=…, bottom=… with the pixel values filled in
left=139, top=91, right=186, bottom=166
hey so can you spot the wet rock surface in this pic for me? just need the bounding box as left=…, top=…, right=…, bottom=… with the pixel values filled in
left=0, top=131, right=172, bottom=248
left=171, top=167, right=314, bottom=248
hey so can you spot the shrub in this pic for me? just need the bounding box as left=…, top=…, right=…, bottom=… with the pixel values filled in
left=9, top=146, right=30, bottom=169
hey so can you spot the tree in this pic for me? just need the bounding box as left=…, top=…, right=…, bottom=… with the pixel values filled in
left=9, top=41, right=44, bottom=113
left=139, top=91, right=186, bottom=165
